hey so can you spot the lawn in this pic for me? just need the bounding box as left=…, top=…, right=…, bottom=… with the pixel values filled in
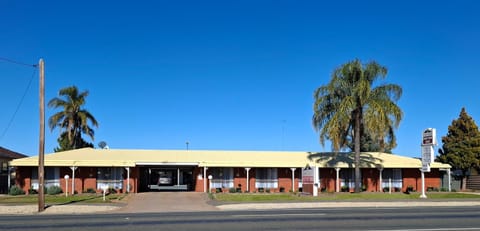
left=212, top=192, right=480, bottom=202
left=0, top=193, right=126, bottom=204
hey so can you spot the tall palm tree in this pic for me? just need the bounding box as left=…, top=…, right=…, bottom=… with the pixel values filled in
left=313, top=59, right=403, bottom=192
left=48, top=86, right=99, bottom=150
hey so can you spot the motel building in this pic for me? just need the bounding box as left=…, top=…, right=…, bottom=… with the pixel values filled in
left=9, top=148, right=451, bottom=195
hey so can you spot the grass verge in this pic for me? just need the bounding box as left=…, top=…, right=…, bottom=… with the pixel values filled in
left=212, top=192, right=480, bottom=202
left=0, top=193, right=127, bottom=204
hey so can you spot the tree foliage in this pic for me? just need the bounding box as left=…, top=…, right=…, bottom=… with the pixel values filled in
left=312, top=59, right=403, bottom=192
left=54, top=132, right=93, bottom=152
left=48, top=86, right=98, bottom=152
left=437, top=107, right=480, bottom=190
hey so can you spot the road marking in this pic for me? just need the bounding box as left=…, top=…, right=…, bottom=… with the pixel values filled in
left=372, top=228, right=480, bottom=231
left=231, top=213, right=326, bottom=218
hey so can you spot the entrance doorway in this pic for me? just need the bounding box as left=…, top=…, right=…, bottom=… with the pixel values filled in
left=139, top=166, right=195, bottom=192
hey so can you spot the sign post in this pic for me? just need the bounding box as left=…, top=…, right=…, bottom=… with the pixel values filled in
left=302, top=165, right=315, bottom=196
left=420, top=128, right=436, bottom=199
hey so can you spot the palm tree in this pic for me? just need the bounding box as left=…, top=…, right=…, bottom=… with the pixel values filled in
left=48, top=86, right=99, bottom=150
left=312, top=59, right=403, bottom=192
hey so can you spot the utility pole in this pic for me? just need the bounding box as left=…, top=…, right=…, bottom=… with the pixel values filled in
left=38, top=59, right=45, bottom=212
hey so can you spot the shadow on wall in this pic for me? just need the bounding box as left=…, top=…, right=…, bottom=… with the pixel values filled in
left=307, top=152, right=384, bottom=169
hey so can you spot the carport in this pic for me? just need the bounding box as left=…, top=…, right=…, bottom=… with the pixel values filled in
left=137, top=162, right=198, bottom=192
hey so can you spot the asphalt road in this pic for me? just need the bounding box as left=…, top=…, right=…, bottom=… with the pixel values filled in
left=1, top=206, right=480, bottom=231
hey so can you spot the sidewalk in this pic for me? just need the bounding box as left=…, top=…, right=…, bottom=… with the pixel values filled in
left=2, top=194, right=480, bottom=215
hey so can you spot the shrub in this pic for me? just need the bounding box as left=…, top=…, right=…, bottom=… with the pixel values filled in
left=215, top=188, right=222, bottom=193
left=108, top=187, right=117, bottom=194
left=9, top=185, right=25, bottom=195
left=265, top=188, right=271, bottom=193
left=406, top=185, right=415, bottom=192
left=258, top=188, right=265, bottom=193
left=47, top=185, right=63, bottom=195
left=229, top=188, right=236, bottom=193
left=280, top=187, right=285, bottom=193
left=341, top=186, right=349, bottom=192
left=28, top=188, right=38, bottom=194
left=85, top=188, right=96, bottom=194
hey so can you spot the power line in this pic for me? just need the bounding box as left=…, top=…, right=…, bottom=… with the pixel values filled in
left=0, top=68, right=37, bottom=141
left=0, top=57, right=37, bottom=67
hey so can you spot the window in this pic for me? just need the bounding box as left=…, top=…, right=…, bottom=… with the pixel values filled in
left=97, top=168, right=123, bottom=190
left=340, top=169, right=361, bottom=189
left=210, top=168, right=234, bottom=188
left=382, top=169, right=402, bottom=189
left=31, top=167, right=60, bottom=190
left=0, top=162, right=7, bottom=173
left=255, top=168, right=278, bottom=189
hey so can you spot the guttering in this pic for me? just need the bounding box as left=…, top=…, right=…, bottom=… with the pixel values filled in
left=135, top=162, right=199, bottom=166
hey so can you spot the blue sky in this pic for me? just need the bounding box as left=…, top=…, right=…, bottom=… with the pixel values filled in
left=1, top=1, right=479, bottom=157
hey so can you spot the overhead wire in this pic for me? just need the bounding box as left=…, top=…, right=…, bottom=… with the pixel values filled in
left=0, top=57, right=37, bottom=67
left=0, top=57, right=38, bottom=141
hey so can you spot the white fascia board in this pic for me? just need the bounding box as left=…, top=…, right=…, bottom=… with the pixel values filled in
left=135, top=162, right=199, bottom=166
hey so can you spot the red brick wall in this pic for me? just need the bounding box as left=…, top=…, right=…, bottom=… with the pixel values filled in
left=15, top=167, right=32, bottom=194
left=13, top=166, right=443, bottom=194
left=403, top=168, right=441, bottom=192
left=193, top=167, right=204, bottom=192
left=362, top=168, right=380, bottom=192
left=320, top=168, right=336, bottom=192
left=233, top=168, right=247, bottom=192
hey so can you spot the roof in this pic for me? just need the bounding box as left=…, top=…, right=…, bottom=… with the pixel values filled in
left=9, top=148, right=451, bottom=169
left=0, top=147, right=28, bottom=160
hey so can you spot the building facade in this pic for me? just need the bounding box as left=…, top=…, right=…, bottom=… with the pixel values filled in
left=0, top=147, right=28, bottom=194
left=10, top=148, right=451, bottom=194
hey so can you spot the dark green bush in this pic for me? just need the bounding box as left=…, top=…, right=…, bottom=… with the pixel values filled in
left=47, top=185, right=63, bottom=195
left=28, top=188, right=38, bottom=194
left=228, top=188, right=236, bottom=193
left=108, top=187, right=117, bottom=194
left=9, top=185, right=25, bottom=195
left=85, top=188, right=96, bottom=193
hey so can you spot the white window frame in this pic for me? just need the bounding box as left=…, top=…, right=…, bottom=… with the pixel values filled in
left=255, top=168, right=278, bottom=189
left=97, top=167, right=123, bottom=190
left=31, top=167, right=60, bottom=190
left=381, top=168, right=402, bottom=189
left=210, top=168, right=234, bottom=188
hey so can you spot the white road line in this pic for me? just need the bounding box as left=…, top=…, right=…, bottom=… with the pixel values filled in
left=371, top=228, right=480, bottom=231
left=231, top=213, right=326, bottom=218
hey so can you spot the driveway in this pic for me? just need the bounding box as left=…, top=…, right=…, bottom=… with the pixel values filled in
left=115, top=192, right=218, bottom=213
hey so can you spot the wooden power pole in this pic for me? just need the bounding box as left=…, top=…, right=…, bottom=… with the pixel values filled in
left=38, top=59, right=45, bottom=212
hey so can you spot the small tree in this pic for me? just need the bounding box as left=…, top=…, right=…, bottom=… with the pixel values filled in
left=437, top=108, right=480, bottom=190
left=54, top=132, right=93, bottom=152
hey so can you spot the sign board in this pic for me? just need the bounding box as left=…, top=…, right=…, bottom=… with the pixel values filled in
left=421, top=145, right=434, bottom=164
left=422, top=128, right=437, bottom=146
left=422, top=162, right=431, bottom=172
left=302, top=166, right=314, bottom=184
